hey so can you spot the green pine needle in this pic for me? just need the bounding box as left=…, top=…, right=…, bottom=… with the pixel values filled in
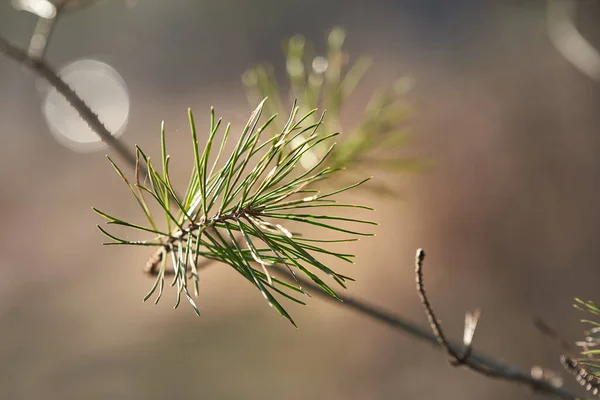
left=94, top=99, right=375, bottom=325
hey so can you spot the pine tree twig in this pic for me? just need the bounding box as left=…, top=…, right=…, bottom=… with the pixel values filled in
left=414, top=249, right=580, bottom=399
left=0, top=33, right=139, bottom=175
left=415, top=249, right=463, bottom=360
left=143, top=215, right=246, bottom=276
left=415, top=248, right=484, bottom=367
left=144, top=233, right=240, bottom=276
left=95, top=100, right=378, bottom=323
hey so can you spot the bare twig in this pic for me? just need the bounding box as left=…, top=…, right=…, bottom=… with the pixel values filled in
left=415, top=249, right=461, bottom=359
left=414, top=248, right=580, bottom=399
left=416, top=248, right=504, bottom=375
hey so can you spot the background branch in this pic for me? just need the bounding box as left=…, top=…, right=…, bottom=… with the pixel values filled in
left=267, top=261, right=581, bottom=399
left=414, top=248, right=580, bottom=399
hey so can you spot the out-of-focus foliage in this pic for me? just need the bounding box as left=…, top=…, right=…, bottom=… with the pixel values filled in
left=242, top=26, right=422, bottom=196
left=93, top=100, right=375, bottom=325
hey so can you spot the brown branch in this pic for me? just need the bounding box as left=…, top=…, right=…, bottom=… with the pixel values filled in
left=414, top=248, right=582, bottom=399
left=415, top=249, right=459, bottom=358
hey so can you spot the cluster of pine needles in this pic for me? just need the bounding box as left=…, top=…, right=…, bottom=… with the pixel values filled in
left=93, top=99, right=376, bottom=325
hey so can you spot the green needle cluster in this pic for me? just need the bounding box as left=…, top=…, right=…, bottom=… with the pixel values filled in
left=93, top=99, right=376, bottom=325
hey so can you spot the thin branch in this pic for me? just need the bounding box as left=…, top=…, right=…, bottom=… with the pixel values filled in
left=416, top=249, right=485, bottom=368
left=414, top=248, right=580, bottom=399
left=415, top=248, right=459, bottom=358
left=0, top=34, right=139, bottom=174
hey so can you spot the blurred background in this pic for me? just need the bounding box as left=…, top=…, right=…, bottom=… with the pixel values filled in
left=2, top=0, right=600, bottom=399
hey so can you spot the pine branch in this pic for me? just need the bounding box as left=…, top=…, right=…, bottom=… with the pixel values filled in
left=94, top=100, right=376, bottom=325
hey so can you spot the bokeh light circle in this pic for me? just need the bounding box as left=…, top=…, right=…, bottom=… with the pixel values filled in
left=42, top=59, right=130, bottom=152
